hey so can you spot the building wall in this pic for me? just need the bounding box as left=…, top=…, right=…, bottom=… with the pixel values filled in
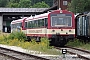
left=0, top=16, right=3, bottom=32
left=60, top=0, right=71, bottom=10
left=53, top=0, right=71, bottom=10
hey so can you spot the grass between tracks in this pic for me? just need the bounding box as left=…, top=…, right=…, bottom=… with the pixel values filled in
left=66, top=38, right=90, bottom=50
left=0, top=32, right=61, bottom=55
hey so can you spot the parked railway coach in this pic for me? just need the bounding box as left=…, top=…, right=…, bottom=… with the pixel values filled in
left=11, top=10, right=75, bottom=46
left=75, top=12, right=90, bottom=42
left=25, top=10, right=75, bottom=46
left=11, top=17, right=27, bottom=33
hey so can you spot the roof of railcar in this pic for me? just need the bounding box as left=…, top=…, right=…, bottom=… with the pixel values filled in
left=25, top=10, right=74, bottom=22
left=11, top=17, right=27, bottom=24
left=26, top=12, right=50, bottom=22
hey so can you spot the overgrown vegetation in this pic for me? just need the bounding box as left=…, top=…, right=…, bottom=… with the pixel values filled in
left=0, top=32, right=60, bottom=55
left=66, top=38, right=90, bottom=50
left=66, top=38, right=85, bottom=47
left=8, top=32, right=27, bottom=41
left=0, top=0, right=51, bottom=8
left=67, top=0, right=90, bottom=13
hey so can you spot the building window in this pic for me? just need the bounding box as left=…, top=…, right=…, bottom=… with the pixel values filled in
left=63, top=1, right=67, bottom=5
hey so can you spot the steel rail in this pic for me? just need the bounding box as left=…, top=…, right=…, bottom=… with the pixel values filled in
left=55, top=46, right=90, bottom=60
left=0, top=46, right=49, bottom=60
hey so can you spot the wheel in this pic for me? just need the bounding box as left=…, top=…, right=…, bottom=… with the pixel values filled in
left=26, top=36, right=31, bottom=41
left=36, top=37, right=41, bottom=42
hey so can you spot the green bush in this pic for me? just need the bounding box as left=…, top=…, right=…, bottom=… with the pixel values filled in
left=66, top=38, right=85, bottom=47
left=0, top=33, right=60, bottom=55
left=81, top=43, right=90, bottom=50
left=8, top=32, right=27, bottom=41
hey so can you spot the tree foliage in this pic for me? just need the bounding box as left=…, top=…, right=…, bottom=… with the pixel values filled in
left=0, top=0, right=8, bottom=7
left=68, top=0, right=90, bottom=13
left=18, top=0, right=32, bottom=8
left=7, top=2, right=19, bottom=8
left=7, top=0, right=32, bottom=8
left=31, top=0, right=53, bottom=7
left=32, top=1, right=50, bottom=8
left=0, top=0, right=50, bottom=8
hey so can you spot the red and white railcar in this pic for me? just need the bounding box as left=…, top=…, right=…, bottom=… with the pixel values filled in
left=11, top=17, right=27, bottom=33
left=25, top=10, right=75, bottom=46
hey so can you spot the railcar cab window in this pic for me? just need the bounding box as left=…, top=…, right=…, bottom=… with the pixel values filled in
left=51, top=14, right=72, bottom=27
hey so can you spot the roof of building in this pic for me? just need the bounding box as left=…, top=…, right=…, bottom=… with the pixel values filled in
left=0, top=8, right=48, bottom=12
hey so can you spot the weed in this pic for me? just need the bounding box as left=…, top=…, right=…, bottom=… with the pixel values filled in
left=0, top=33, right=60, bottom=55
left=8, top=32, right=26, bottom=41
left=66, top=38, right=85, bottom=47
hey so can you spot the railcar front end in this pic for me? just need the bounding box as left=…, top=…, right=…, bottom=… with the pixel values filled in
left=48, top=10, right=75, bottom=46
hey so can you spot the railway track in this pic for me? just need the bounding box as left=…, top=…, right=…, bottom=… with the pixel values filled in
left=0, top=46, right=49, bottom=60
left=55, top=46, right=90, bottom=60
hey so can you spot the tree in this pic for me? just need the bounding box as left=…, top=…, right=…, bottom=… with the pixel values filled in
left=7, top=2, right=19, bottom=8
left=18, top=0, right=32, bottom=8
left=7, top=0, right=32, bottom=8
left=7, top=0, right=20, bottom=8
left=0, top=0, right=8, bottom=7
left=31, top=0, right=53, bottom=7
left=67, top=0, right=90, bottom=13
left=32, top=1, right=50, bottom=8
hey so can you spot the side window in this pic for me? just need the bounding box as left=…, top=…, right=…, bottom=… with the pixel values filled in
left=15, top=24, right=17, bottom=28
left=32, top=21, right=35, bottom=28
left=38, top=19, right=44, bottom=27
left=25, top=22, right=27, bottom=28
left=27, top=21, right=32, bottom=28
left=45, top=18, right=48, bottom=27
left=12, top=24, right=17, bottom=28
left=34, top=20, right=38, bottom=28
left=42, top=19, right=44, bottom=27
left=17, top=23, right=22, bottom=28
left=11, top=24, right=14, bottom=29
left=38, top=19, right=41, bottom=27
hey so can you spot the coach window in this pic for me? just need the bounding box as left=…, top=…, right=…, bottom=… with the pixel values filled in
left=42, top=19, right=44, bottom=27
left=38, top=19, right=41, bottom=27
left=45, top=18, right=48, bottom=27
left=13, top=24, right=15, bottom=28
left=18, top=23, right=22, bottom=27
left=34, top=20, right=38, bottom=28
left=38, top=19, right=40, bottom=27
left=25, top=22, right=27, bottom=28
left=17, top=23, right=22, bottom=28
left=27, top=21, right=32, bottom=28
left=32, top=21, right=35, bottom=28
left=38, top=19, right=44, bottom=27
left=14, top=24, right=16, bottom=28
left=11, top=24, right=14, bottom=29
